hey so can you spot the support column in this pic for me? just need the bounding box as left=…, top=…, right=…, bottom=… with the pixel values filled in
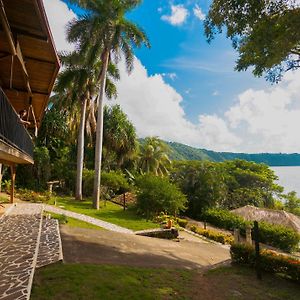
left=0, top=163, right=2, bottom=193
left=10, top=164, right=16, bottom=204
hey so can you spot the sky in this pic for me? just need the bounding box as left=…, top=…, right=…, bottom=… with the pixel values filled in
left=43, top=0, right=300, bottom=154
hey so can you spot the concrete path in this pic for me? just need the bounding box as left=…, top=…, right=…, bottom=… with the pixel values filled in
left=0, top=204, right=63, bottom=300
left=61, top=226, right=231, bottom=269
left=44, top=204, right=133, bottom=234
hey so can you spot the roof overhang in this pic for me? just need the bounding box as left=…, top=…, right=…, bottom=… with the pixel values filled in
left=0, top=0, right=60, bottom=127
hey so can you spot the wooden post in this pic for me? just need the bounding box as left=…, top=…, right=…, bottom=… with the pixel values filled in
left=234, top=228, right=240, bottom=244
left=253, top=221, right=262, bottom=280
left=123, top=193, right=126, bottom=211
left=0, top=163, right=2, bottom=193
left=10, top=164, right=16, bottom=204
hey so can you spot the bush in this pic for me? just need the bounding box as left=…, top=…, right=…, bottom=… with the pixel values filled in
left=231, top=243, right=300, bottom=282
left=136, top=174, right=187, bottom=218
left=190, top=225, right=234, bottom=245
left=16, top=188, right=50, bottom=203
left=201, top=208, right=300, bottom=252
left=177, top=218, right=188, bottom=228
left=82, top=170, right=130, bottom=198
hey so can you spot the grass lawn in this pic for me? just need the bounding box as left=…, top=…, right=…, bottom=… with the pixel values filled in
left=31, top=264, right=300, bottom=300
left=45, top=212, right=104, bottom=231
left=50, top=196, right=159, bottom=231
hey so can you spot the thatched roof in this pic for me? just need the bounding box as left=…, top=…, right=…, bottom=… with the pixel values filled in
left=232, top=205, right=300, bottom=233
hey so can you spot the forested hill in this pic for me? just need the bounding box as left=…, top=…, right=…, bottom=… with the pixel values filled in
left=166, top=142, right=300, bottom=166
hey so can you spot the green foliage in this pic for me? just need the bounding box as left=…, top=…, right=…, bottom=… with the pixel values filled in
left=139, top=137, right=172, bottom=176
left=103, top=105, right=138, bottom=170
left=172, top=161, right=228, bottom=216
left=202, top=208, right=300, bottom=252
left=190, top=225, right=234, bottom=245
left=135, top=174, right=187, bottom=217
left=167, top=140, right=300, bottom=166
left=202, top=208, right=247, bottom=232
left=205, top=0, right=300, bottom=82
left=283, top=191, right=300, bottom=216
left=176, top=218, right=188, bottom=228
left=34, top=147, right=51, bottom=187
left=231, top=243, right=300, bottom=282
left=82, top=170, right=130, bottom=197
left=16, top=189, right=51, bottom=203
left=172, top=160, right=283, bottom=216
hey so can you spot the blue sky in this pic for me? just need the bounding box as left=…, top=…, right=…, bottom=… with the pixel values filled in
left=67, top=0, right=269, bottom=121
left=47, top=0, right=300, bottom=153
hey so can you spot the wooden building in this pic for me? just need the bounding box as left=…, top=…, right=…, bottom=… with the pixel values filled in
left=0, top=0, right=60, bottom=202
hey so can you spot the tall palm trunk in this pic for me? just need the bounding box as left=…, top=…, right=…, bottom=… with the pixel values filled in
left=93, top=49, right=110, bottom=209
left=75, top=97, right=88, bottom=200
left=0, top=163, right=2, bottom=193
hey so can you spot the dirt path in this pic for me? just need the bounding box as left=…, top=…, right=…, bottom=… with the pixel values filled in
left=60, top=226, right=230, bottom=269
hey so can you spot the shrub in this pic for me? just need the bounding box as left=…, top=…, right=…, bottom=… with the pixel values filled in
left=135, top=174, right=187, bottom=218
left=82, top=170, right=130, bottom=198
left=201, top=208, right=300, bottom=252
left=231, top=243, right=300, bottom=282
left=190, top=225, right=234, bottom=245
left=16, top=188, right=50, bottom=203
left=177, top=218, right=188, bottom=228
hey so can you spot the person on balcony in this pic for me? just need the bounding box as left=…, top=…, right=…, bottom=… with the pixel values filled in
left=19, top=109, right=31, bottom=127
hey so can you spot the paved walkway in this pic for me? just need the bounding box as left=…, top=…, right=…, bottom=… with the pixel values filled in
left=44, top=204, right=133, bottom=234
left=0, top=204, right=63, bottom=300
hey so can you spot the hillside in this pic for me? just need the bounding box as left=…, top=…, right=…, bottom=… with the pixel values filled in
left=166, top=142, right=300, bottom=166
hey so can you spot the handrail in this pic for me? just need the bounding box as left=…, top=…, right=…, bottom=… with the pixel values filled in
left=0, top=87, right=34, bottom=158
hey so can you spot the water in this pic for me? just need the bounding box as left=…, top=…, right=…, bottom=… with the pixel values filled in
left=271, top=166, right=300, bottom=196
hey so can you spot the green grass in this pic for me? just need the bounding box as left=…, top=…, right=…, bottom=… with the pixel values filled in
left=31, top=264, right=193, bottom=300
left=50, top=196, right=159, bottom=231
left=45, top=212, right=104, bottom=231
left=31, top=264, right=300, bottom=300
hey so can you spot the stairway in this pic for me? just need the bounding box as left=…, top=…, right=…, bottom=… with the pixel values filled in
left=0, top=204, right=63, bottom=300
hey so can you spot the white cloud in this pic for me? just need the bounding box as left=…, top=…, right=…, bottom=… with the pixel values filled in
left=161, top=4, right=189, bottom=26
left=162, top=72, right=177, bottom=81
left=212, top=90, right=220, bottom=96
left=193, top=4, right=205, bottom=21
left=111, top=57, right=241, bottom=152
left=44, top=0, right=76, bottom=52
left=45, top=1, right=300, bottom=154
left=224, top=71, right=300, bottom=153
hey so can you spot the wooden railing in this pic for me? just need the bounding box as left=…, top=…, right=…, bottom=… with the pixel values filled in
left=0, top=87, right=34, bottom=158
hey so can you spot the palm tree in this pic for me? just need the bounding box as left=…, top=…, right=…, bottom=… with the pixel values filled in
left=139, top=137, right=172, bottom=176
left=67, top=0, right=150, bottom=209
left=103, top=105, right=137, bottom=169
left=55, top=51, right=120, bottom=200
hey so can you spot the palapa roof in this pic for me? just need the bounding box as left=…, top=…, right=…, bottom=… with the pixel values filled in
left=232, top=205, right=300, bottom=233
left=0, top=0, right=60, bottom=126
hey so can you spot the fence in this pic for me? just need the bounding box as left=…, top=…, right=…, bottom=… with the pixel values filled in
left=0, top=87, right=33, bottom=158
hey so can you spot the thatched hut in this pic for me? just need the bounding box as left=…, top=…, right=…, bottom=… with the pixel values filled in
left=232, top=205, right=300, bottom=233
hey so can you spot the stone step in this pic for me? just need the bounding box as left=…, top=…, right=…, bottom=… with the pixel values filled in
left=36, top=217, right=63, bottom=268
left=0, top=207, right=43, bottom=300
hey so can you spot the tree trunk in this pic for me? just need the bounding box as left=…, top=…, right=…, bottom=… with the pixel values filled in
left=93, top=49, right=110, bottom=209
left=75, top=97, right=88, bottom=201
left=0, top=163, right=2, bottom=193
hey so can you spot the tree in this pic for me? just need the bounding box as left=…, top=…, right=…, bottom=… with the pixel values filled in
left=136, top=174, right=187, bottom=218
left=55, top=51, right=119, bottom=200
left=205, top=0, right=300, bottom=82
left=139, top=137, right=172, bottom=176
left=67, top=0, right=150, bottom=209
left=103, top=105, right=138, bottom=169
left=283, top=191, right=300, bottom=215
left=221, top=160, right=283, bottom=208
left=172, top=161, right=227, bottom=217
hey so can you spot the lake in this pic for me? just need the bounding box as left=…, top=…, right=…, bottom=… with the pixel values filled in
left=271, top=166, right=300, bottom=196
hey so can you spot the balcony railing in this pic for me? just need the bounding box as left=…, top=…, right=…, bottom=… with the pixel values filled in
left=0, top=87, right=34, bottom=158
